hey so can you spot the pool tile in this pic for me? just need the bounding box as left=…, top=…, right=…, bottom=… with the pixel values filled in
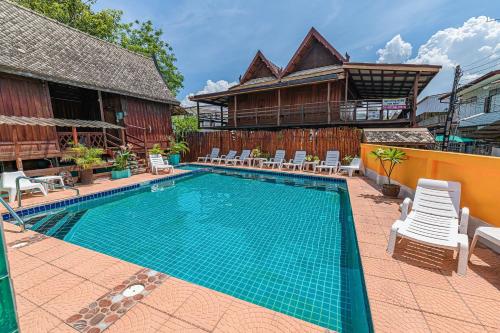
left=461, top=294, right=500, bottom=329
left=446, top=268, right=500, bottom=300
left=174, top=286, right=234, bottom=331
left=410, top=283, right=479, bottom=323
left=369, top=300, right=429, bottom=333
left=423, top=313, right=486, bottom=333
left=213, top=300, right=279, bottom=333
left=34, top=241, right=81, bottom=262
left=141, top=277, right=196, bottom=315
left=8, top=253, right=46, bottom=277
left=12, top=263, right=63, bottom=292
left=50, top=323, right=79, bottom=333
left=14, top=294, right=38, bottom=317
left=44, top=280, right=108, bottom=320
left=364, top=275, right=418, bottom=309
left=51, top=247, right=99, bottom=270
left=358, top=242, right=390, bottom=260
left=398, top=262, right=453, bottom=291
left=105, top=303, right=169, bottom=333
left=21, top=271, right=84, bottom=306
left=158, top=316, right=206, bottom=332
left=361, top=257, right=405, bottom=281
left=68, top=254, right=120, bottom=280
left=89, top=261, right=143, bottom=289
left=19, top=307, right=62, bottom=333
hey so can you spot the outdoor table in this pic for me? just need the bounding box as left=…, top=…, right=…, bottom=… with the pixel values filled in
left=303, top=161, right=319, bottom=172
left=36, top=175, right=65, bottom=192
left=251, top=158, right=267, bottom=167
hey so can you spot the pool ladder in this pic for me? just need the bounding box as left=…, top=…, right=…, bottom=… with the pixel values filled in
left=0, top=197, right=25, bottom=232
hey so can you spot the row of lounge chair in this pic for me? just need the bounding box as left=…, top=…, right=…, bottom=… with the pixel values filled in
left=197, top=148, right=362, bottom=176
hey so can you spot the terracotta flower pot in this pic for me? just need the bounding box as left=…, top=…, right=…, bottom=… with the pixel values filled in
left=79, top=169, right=93, bottom=185
left=382, top=183, right=400, bottom=198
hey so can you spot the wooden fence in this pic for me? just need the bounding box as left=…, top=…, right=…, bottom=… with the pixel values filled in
left=184, top=128, right=362, bottom=161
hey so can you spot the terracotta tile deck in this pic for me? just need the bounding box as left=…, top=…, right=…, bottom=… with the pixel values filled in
left=3, top=164, right=499, bottom=332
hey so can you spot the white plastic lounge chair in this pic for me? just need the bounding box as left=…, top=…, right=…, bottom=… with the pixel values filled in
left=314, top=151, right=340, bottom=175
left=469, top=227, right=500, bottom=261
left=149, top=155, right=174, bottom=175
left=282, top=151, right=307, bottom=171
left=387, top=178, right=470, bottom=275
left=197, top=148, right=220, bottom=163
left=0, top=171, right=47, bottom=203
left=261, top=150, right=286, bottom=169
left=338, top=157, right=362, bottom=177
left=226, top=149, right=251, bottom=166
left=212, top=150, right=237, bottom=164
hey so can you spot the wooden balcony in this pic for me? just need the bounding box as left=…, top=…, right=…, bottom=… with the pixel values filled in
left=198, top=100, right=412, bottom=129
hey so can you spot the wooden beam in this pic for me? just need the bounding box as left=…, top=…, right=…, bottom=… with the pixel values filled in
left=196, top=102, right=200, bottom=129
left=234, top=95, right=238, bottom=127
left=327, top=82, right=331, bottom=124
left=72, top=127, right=78, bottom=145
left=277, top=89, right=281, bottom=126
left=12, top=126, right=23, bottom=170
left=412, top=72, right=420, bottom=127
left=97, top=90, right=107, bottom=150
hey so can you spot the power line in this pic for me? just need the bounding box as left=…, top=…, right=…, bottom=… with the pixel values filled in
left=463, top=56, right=500, bottom=71
left=462, top=51, right=500, bottom=68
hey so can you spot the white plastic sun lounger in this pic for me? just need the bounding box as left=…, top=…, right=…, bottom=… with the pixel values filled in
left=338, top=157, right=362, bottom=177
left=226, top=149, right=251, bottom=166
left=0, top=171, right=47, bottom=203
left=261, top=150, right=286, bottom=169
left=387, top=178, right=470, bottom=275
left=282, top=151, right=307, bottom=171
left=314, top=151, right=340, bottom=175
left=149, top=155, right=174, bottom=174
left=212, top=150, right=237, bottom=164
left=197, top=148, right=220, bottom=163
left=469, top=227, right=500, bottom=261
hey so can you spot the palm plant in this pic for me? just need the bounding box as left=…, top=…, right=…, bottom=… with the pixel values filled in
left=167, top=136, right=190, bottom=155
left=370, top=148, right=406, bottom=185
left=113, top=145, right=136, bottom=171
left=148, top=143, right=165, bottom=156
left=62, top=144, right=104, bottom=170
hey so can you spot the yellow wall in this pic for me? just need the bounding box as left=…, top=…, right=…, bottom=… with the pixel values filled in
left=361, top=144, right=500, bottom=226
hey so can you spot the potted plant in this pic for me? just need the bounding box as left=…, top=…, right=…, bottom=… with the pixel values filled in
left=167, top=136, right=189, bottom=165
left=342, top=155, right=355, bottom=166
left=305, top=155, right=320, bottom=162
left=148, top=143, right=165, bottom=157
left=62, top=144, right=104, bottom=185
left=111, top=145, right=136, bottom=179
left=370, top=147, right=407, bottom=197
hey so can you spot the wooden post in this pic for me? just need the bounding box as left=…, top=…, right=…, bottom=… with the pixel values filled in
left=220, top=105, right=224, bottom=127
left=12, top=126, right=23, bottom=171
left=196, top=102, right=200, bottom=128
left=72, top=127, right=78, bottom=144
left=97, top=90, right=107, bottom=149
left=344, top=70, right=349, bottom=120
left=412, top=72, right=420, bottom=127
left=143, top=127, right=148, bottom=157
left=120, top=128, right=126, bottom=146
left=233, top=95, right=238, bottom=128
left=327, top=82, right=331, bottom=124
left=277, top=89, right=281, bottom=126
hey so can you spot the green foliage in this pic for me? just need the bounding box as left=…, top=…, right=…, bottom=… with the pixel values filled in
left=14, top=0, right=183, bottom=95
left=342, top=155, right=355, bottom=166
left=148, top=143, right=165, bottom=156
left=113, top=145, right=136, bottom=171
left=172, top=116, right=198, bottom=140
left=167, top=136, right=189, bottom=155
left=305, top=155, right=320, bottom=162
left=370, top=148, right=407, bottom=184
left=62, top=143, right=104, bottom=170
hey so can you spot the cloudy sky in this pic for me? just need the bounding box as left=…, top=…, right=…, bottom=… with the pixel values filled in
left=95, top=0, right=500, bottom=106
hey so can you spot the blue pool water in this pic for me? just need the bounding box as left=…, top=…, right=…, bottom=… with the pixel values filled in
left=21, top=168, right=372, bottom=332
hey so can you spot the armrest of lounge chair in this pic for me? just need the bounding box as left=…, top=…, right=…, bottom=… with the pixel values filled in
left=459, top=207, right=469, bottom=234
left=400, top=198, right=412, bottom=220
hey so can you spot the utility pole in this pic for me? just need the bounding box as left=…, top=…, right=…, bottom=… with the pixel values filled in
left=442, top=65, right=462, bottom=151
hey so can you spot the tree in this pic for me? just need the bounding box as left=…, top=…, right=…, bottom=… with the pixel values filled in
left=14, top=0, right=183, bottom=96
left=172, top=116, right=198, bottom=140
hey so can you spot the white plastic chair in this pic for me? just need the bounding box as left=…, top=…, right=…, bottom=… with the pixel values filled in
left=149, top=155, right=174, bottom=174
left=0, top=171, right=48, bottom=203
left=469, top=227, right=500, bottom=261
left=212, top=150, right=237, bottom=164
left=197, top=148, right=220, bottom=163
left=387, top=178, right=470, bottom=275
left=282, top=151, right=307, bottom=171
left=314, top=151, right=340, bottom=175
left=261, top=150, right=286, bottom=169
left=338, top=157, right=362, bottom=177
left=226, top=149, right=251, bottom=166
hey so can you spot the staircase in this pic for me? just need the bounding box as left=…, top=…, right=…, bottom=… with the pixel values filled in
left=21, top=210, right=88, bottom=240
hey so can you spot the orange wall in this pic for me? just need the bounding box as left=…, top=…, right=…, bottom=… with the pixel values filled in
left=361, top=144, right=500, bottom=226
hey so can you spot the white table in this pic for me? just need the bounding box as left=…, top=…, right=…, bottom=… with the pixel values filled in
left=303, top=161, right=319, bottom=172
left=36, top=175, right=65, bottom=192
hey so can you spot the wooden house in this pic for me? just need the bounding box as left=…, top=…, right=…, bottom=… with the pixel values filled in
left=190, top=28, right=441, bottom=130
left=0, top=1, right=179, bottom=172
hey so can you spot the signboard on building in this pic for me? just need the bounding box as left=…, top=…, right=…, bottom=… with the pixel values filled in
left=383, top=98, right=407, bottom=110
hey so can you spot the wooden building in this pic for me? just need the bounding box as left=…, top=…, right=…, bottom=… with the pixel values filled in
left=191, top=28, right=441, bottom=130
left=0, top=1, right=179, bottom=172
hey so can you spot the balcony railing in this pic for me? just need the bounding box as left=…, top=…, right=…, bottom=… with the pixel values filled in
left=199, top=99, right=411, bottom=129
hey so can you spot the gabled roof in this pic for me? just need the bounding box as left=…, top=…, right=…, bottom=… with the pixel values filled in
left=0, top=1, right=178, bottom=105
left=281, top=27, right=346, bottom=77
left=239, top=50, right=281, bottom=84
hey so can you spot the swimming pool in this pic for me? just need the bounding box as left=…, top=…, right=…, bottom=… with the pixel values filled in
left=10, top=167, right=372, bottom=332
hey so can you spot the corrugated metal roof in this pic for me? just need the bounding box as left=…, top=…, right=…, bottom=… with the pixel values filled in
left=0, top=1, right=178, bottom=104
left=459, top=112, right=500, bottom=128
left=0, top=115, right=124, bottom=129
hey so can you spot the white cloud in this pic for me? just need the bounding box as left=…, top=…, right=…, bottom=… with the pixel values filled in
left=407, top=16, right=500, bottom=95
left=181, top=79, right=238, bottom=106
left=376, top=34, right=412, bottom=63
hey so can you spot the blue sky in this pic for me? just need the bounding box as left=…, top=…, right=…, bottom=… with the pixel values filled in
left=95, top=0, right=500, bottom=104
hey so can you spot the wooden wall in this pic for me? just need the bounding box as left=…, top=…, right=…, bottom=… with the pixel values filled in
left=122, top=96, right=173, bottom=148
left=184, top=127, right=361, bottom=162
left=0, top=74, right=59, bottom=161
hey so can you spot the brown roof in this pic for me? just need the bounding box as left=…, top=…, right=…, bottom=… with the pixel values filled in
left=440, top=70, right=500, bottom=100
left=238, top=50, right=281, bottom=85
left=0, top=1, right=178, bottom=105
left=363, top=128, right=435, bottom=145
left=0, top=115, right=124, bottom=129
